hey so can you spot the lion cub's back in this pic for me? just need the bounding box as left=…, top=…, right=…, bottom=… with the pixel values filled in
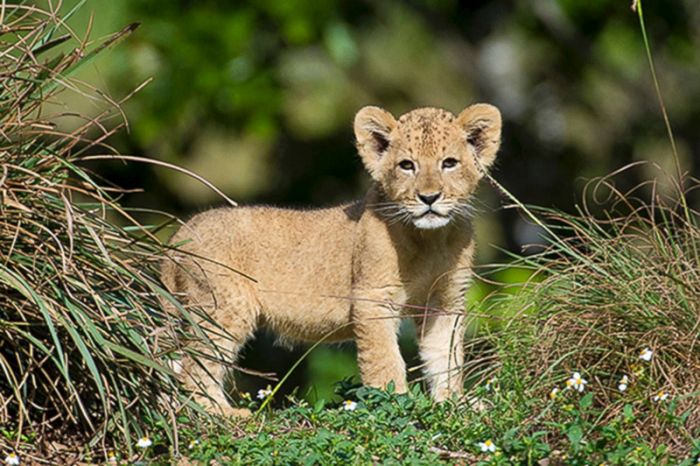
left=168, top=203, right=358, bottom=309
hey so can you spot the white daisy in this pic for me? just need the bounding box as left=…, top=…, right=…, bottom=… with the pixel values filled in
left=257, top=386, right=273, bottom=400
left=566, top=372, right=588, bottom=392
left=342, top=400, right=357, bottom=411
left=639, top=348, right=653, bottom=362
left=549, top=387, right=560, bottom=400
left=188, top=439, right=200, bottom=449
left=477, top=439, right=497, bottom=453
left=4, top=453, right=19, bottom=465
left=136, top=437, right=152, bottom=448
left=618, top=375, right=630, bottom=392
left=107, top=451, right=117, bottom=463
left=485, top=377, right=497, bottom=391
left=652, top=390, right=669, bottom=402
left=169, top=359, right=183, bottom=374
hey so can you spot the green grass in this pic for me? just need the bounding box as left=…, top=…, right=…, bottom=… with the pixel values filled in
left=126, top=374, right=698, bottom=465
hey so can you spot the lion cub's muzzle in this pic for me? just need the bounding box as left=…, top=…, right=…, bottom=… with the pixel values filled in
left=411, top=192, right=452, bottom=229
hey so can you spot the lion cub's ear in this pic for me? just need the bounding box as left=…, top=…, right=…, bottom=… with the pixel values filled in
left=354, top=106, right=397, bottom=180
left=457, top=104, right=502, bottom=171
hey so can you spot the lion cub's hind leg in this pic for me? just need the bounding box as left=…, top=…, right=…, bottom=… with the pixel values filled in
left=180, top=278, right=260, bottom=417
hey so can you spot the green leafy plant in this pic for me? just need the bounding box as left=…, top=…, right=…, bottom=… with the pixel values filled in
left=162, top=376, right=696, bottom=465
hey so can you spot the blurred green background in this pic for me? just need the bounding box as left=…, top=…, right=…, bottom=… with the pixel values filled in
left=57, top=0, right=699, bottom=402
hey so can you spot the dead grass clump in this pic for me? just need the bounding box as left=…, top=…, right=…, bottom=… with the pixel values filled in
left=501, top=170, right=699, bottom=454
left=0, top=2, right=213, bottom=459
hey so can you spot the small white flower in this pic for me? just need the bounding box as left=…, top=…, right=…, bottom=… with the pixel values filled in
left=188, top=439, right=200, bottom=449
left=485, top=377, right=497, bottom=391
left=342, top=400, right=357, bottom=411
left=257, top=386, right=272, bottom=400
left=618, top=375, right=630, bottom=392
left=169, top=359, right=183, bottom=374
left=477, top=439, right=497, bottom=453
left=566, top=372, right=588, bottom=393
left=136, top=437, right=152, bottom=448
left=4, top=453, right=19, bottom=465
left=549, top=387, right=560, bottom=400
left=639, top=348, right=653, bottom=362
left=107, top=451, right=117, bottom=463
left=652, top=390, right=669, bottom=402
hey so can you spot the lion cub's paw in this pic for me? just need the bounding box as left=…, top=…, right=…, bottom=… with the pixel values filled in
left=223, top=407, right=252, bottom=418
left=466, top=396, right=490, bottom=413
left=198, top=399, right=252, bottom=418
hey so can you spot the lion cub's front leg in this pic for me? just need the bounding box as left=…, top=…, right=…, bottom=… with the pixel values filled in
left=415, top=311, right=465, bottom=401
left=353, top=296, right=407, bottom=393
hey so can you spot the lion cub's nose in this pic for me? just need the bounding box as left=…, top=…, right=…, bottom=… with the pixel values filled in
left=418, top=192, right=441, bottom=206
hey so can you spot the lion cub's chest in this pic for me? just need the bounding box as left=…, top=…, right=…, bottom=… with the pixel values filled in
left=397, top=242, right=466, bottom=305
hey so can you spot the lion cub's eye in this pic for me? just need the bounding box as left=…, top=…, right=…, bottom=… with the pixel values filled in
left=398, top=159, right=416, bottom=171
left=441, top=157, right=459, bottom=170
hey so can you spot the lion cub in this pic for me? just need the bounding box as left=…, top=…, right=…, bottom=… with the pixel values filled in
left=162, top=104, right=501, bottom=416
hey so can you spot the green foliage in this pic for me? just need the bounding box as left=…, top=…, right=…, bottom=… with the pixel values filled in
left=109, top=0, right=364, bottom=149
left=126, top=375, right=697, bottom=465
left=74, top=0, right=699, bottom=218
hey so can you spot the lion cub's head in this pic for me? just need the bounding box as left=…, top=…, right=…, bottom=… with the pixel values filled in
left=354, top=105, right=501, bottom=229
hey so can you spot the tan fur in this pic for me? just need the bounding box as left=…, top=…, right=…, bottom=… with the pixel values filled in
left=161, top=104, right=502, bottom=416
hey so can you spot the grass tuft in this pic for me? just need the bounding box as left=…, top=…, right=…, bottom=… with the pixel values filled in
left=487, top=167, right=699, bottom=457
left=0, top=2, right=216, bottom=460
